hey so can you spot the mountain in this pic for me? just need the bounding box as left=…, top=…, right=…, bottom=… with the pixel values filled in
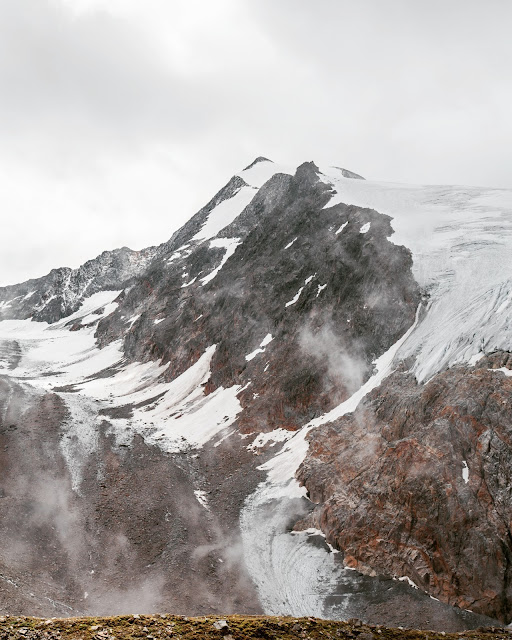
left=0, top=246, right=157, bottom=323
left=0, top=157, right=511, bottom=631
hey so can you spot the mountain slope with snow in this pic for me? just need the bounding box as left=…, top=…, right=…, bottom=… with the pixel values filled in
left=0, top=246, right=157, bottom=323
left=0, top=158, right=511, bottom=630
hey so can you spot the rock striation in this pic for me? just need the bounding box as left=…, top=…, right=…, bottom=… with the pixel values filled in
left=297, top=352, right=512, bottom=621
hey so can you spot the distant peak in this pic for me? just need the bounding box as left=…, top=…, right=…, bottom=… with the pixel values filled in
left=331, top=166, right=365, bottom=180
left=243, top=157, right=273, bottom=171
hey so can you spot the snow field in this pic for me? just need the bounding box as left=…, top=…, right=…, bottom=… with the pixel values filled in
left=0, top=292, right=243, bottom=455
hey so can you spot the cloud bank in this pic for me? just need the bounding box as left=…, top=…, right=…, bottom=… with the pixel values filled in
left=1, top=0, right=511, bottom=284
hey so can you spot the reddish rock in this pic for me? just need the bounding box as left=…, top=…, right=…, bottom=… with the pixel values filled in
left=297, top=353, right=512, bottom=622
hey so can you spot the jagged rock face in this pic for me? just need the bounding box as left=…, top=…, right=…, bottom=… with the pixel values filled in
left=297, top=352, right=512, bottom=622
left=96, top=163, right=420, bottom=433
left=0, top=246, right=157, bottom=323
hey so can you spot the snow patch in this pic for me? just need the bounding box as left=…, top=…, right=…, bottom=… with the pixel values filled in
left=284, top=237, right=297, bottom=250
left=181, top=276, right=197, bottom=288
left=359, top=222, right=371, bottom=234
left=398, top=576, right=419, bottom=589
left=245, top=334, right=274, bottom=362
left=245, top=349, right=264, bottom=362
left=462, top=460, right=469, bottom=483
left=316, top=284, right=327, bottom=298
left=248, top=428, right=292, bottom=451
left=335, top=222, right=348, bottom=235
left=285, top=287, right=304, bottom=308
left=491, top=367, right=512, bottom=377
left=167, top=244, right=191, bottom=264
left=61, top=291, right=121, bottom=324
left=194, top=490, right=210, bottom=511
left=200, top=238, right=241, bottom=286
left=260, top=333, right=273, bottom=347
left=81, top=298, right=119, bottom=325
left=192, top=187, right=255, bottom=242
left=149, top=383, right=243, bottom=453
left=80, top=345, right=244, bottom=453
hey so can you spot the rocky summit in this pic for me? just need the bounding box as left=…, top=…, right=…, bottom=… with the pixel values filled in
left=0, top=157, right=512, bottom=633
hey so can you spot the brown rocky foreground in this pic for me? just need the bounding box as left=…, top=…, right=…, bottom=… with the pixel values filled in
left=0, top=615, right=508, bottom=640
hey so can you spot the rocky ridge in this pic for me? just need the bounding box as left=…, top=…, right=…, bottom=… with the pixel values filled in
left=0, top=247, right=157, bottom=323
left=94, top=161, right=420, bottom=434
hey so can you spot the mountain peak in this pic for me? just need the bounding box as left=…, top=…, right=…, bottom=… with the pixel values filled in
left=242, top=156, right=273, bottom=171
left=1, top=155, right=512, bottom=629
left=330, top=165, right=365, bottom=180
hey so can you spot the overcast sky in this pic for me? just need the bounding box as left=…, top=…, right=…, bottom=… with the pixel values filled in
left=1, top=0, right=511, bottom=285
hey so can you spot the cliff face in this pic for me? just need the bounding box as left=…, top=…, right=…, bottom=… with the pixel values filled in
left=297, top=352, right=512, bottom=621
